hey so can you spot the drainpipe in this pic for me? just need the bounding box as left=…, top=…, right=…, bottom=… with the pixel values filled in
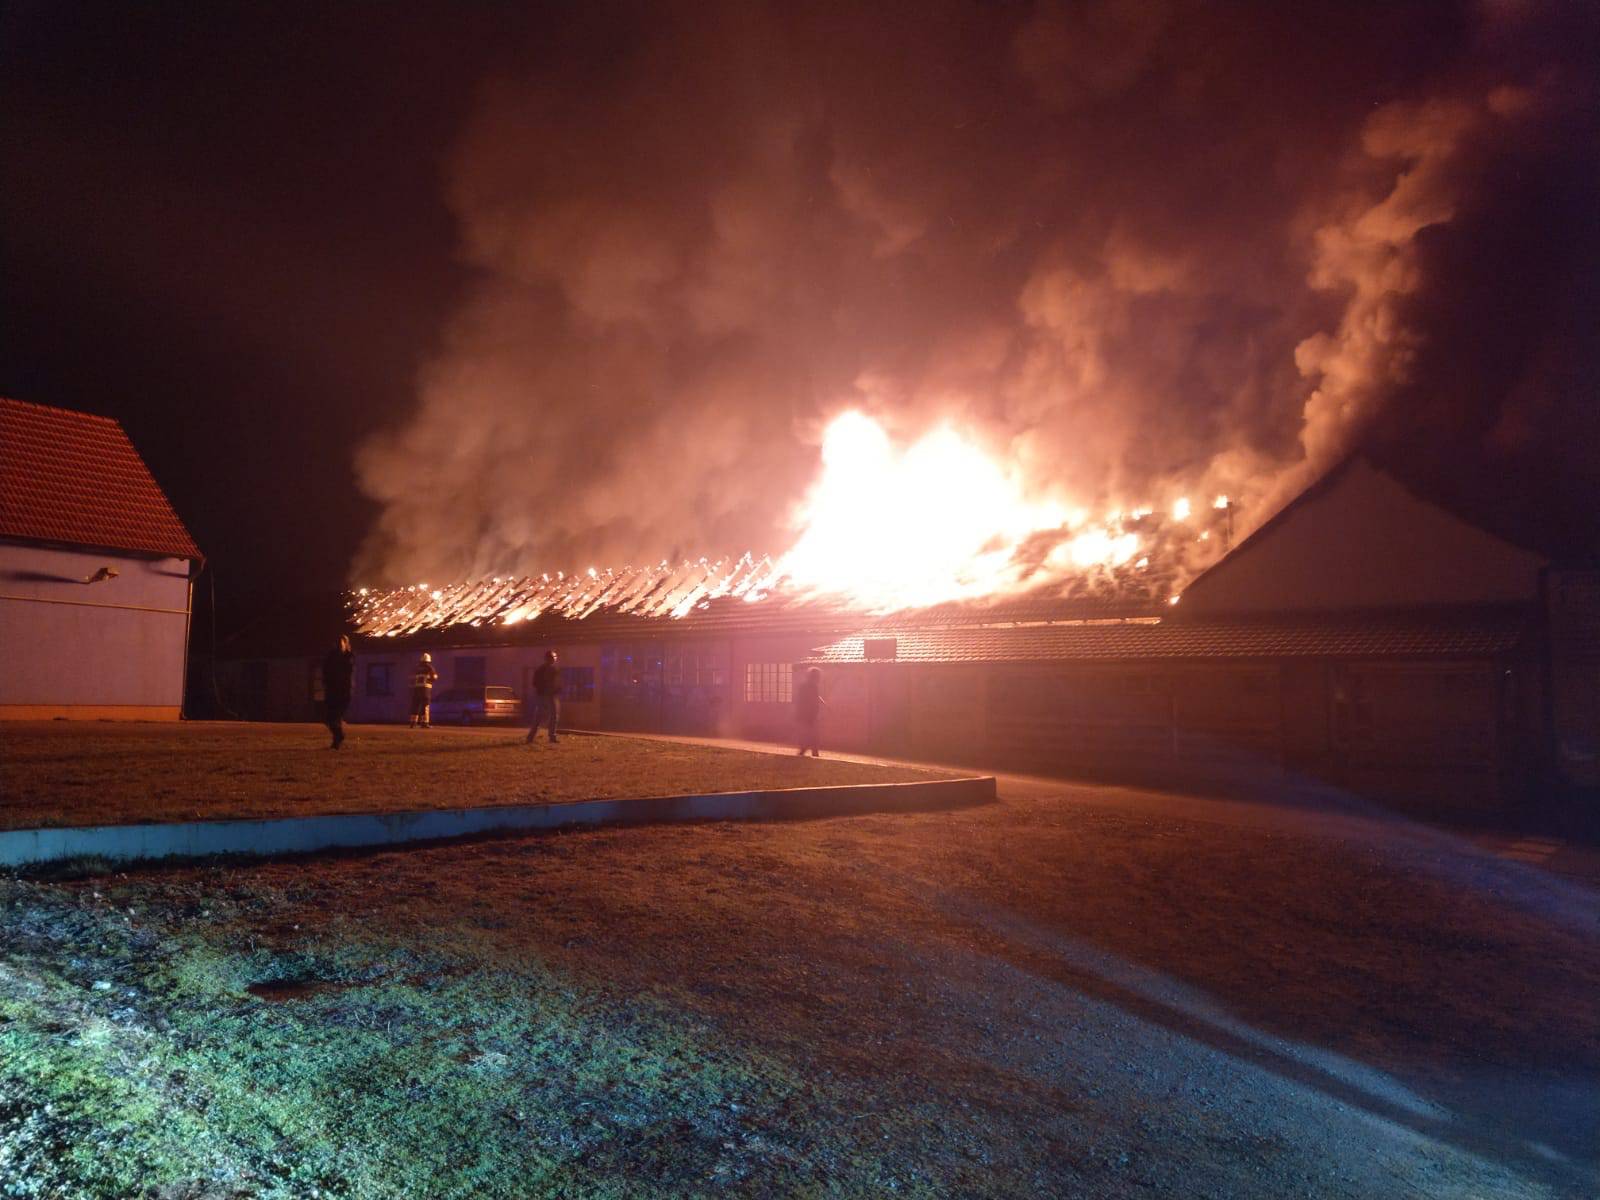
left=865, top=661, right=874, bottom=753
left=181, top=557, right=203, bottom=719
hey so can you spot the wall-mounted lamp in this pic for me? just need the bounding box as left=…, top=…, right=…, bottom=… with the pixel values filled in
left=84, top=566, right=119, bottom=585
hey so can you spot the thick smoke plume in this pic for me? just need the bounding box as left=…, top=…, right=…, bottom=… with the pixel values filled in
left=355, top=0, right=1598, bottom=590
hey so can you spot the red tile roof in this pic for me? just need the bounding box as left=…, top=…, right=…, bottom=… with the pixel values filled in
left=804, top=614, right=1525, bottom=664
left=0, top=397, right=201, bottom=560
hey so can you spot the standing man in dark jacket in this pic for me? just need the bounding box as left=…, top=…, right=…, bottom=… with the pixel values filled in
left=795, top=666, right=825, bottom=757
left=526, top=650, right=562, bottom=744
left=322, top=635, right=354, bottom=750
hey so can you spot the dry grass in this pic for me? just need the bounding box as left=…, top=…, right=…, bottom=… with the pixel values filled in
left=0, top=721, right=944, bottom=830
left=3, top=773, right=1596, bottom=1197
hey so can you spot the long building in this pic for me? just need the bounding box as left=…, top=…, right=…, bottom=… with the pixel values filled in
left=223, top=456, right=1593, bottom=817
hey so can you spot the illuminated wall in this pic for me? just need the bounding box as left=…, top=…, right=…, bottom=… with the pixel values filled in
left=0, top=542, right=192, bottom=719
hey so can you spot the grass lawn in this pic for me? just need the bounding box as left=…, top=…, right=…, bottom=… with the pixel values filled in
left=1, top=775, right=1595, bottom=1198
left=0, top=721, right=946, bottom=830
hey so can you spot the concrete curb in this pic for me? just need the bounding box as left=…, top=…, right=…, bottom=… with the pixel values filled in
left=0, top=776, right=996, bottom=870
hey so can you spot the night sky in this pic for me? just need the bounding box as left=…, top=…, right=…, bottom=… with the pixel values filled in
left=2, top=3, right=518, bottom=599
left=4, top=1, right=1597, bottom=611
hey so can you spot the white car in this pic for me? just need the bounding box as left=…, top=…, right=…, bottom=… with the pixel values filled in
left=426, top=686, right=524, bottom=725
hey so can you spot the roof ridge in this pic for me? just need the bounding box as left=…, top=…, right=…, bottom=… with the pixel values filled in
left=0, top=395, right=121, bottom=427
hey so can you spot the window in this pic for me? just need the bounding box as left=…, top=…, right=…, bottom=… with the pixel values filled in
left=366, top=663, right=393, bottom=697
left=236, top=661, right=269, bottom=721
left=240, top=661, right=268, bottom=705
left=862, top=637, right=897, bottom=660
left=525, top=665, right=595, bottom=703
left=745, top=662, right=792, bottom=703
left=599, top=643, right=662, bottom=707
left=562, top=666, right=595, bottom=703
left=666, top=647, right=729, bottom=690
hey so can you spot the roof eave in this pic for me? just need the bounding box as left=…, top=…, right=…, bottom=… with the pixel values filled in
left=0, top=532, right=203, bottom=565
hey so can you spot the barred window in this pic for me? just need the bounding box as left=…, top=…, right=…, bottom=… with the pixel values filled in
left=666, top=649, right=728, bottom=690
left=562, top=666, right=595, bottom=703
left=745, top=662, right=792, bottom=703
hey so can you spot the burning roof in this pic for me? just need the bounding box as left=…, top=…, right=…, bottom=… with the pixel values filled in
left=348, top=411, right=1248, bottom=644
left=352, top=554, right=785, bottom=638
left=348, top=545, right=1182, bottom=644
left=359, top=408, right=1242, bottom=623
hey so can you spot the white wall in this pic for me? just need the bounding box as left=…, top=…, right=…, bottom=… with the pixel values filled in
left=1180, top=461, right=1546, bottom=615
left=0, top=542, right=192, bottom=715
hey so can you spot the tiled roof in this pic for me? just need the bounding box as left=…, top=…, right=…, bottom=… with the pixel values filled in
left=853, top=594, right=1163, bottom=630
left=0, top=397, right=201, bottom=560
left=804, top=614, right=1526, bottom=664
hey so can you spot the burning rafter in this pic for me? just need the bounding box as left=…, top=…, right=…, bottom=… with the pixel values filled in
left=347, top=537, right=1188, bottom=638
left=350, top=554, right=790, bottom=637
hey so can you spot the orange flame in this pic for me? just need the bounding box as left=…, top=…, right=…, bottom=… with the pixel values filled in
left=775, top=411, right=1133, bottom=611
left=347, top=412, right=1236, bottom=632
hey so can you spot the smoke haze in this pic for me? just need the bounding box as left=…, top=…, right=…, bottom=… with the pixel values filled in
left=353, top=0, right=1599, bottom=589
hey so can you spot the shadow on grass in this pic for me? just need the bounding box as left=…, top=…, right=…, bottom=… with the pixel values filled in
left=868, top=734, right=1576, bottom=843
left=942, top=892, right=1599, bottom=1197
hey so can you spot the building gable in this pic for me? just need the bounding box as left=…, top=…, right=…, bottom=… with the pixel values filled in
left=1178, top=458, right=1545, bottom=615
left=0, top=396, right=201, bottom=561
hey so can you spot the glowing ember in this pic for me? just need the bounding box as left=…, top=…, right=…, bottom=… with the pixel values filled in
left=1052, top=529, right=1141, bottom=571
left=776, top=412, right=1084, bottom=610
left=1172, top=497, right=1192, bottom=521
left=350, top=554, right=790, bottom=636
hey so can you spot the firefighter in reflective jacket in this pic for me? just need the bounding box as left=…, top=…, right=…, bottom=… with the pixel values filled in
left=409, top=652, right=438, bottom=728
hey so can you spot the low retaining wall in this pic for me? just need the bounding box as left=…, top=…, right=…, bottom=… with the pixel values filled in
left=0, top=776, right=996, bottom=869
